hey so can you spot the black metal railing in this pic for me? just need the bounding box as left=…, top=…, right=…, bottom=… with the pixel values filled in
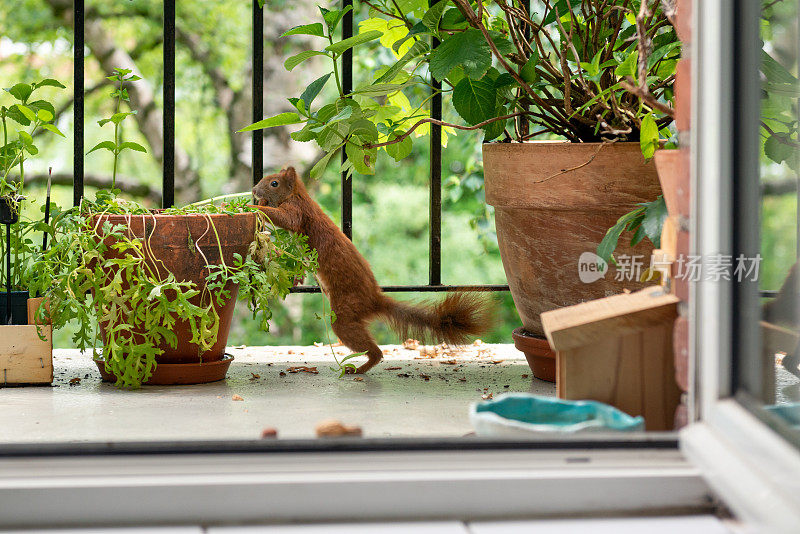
left=71, top=0, right=510, bottom=296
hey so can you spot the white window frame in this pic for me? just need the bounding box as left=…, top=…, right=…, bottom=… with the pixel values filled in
left=680, top=0, right=800, bottom=531
left=5, top=1, right=800, bottom=529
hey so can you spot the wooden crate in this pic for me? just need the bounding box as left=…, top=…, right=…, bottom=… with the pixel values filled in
left=541, top=286, right=681, bottom=431
left=0, top=298, right=53, bottom=386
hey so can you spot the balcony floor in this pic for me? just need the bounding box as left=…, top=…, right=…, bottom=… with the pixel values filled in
left=1, top=343, right=554, bottom=443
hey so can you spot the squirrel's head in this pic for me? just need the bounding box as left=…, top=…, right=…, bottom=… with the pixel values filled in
left=252, top=167, right=298, bottom=207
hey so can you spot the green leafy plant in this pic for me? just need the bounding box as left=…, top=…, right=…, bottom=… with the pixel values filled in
left=30, top=192, right=317, bottom=388
left=244, top=1, right=678, bottom=179
left=0, top=77, right=66, bottom=289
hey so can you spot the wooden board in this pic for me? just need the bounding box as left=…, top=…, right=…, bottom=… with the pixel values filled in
left=543, top=287, right=681, bottom=431
left=542, top=286, right=680, bottom=351
left=0, top=325, right=53, bottom=386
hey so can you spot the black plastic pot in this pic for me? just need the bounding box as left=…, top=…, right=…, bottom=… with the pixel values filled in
left=0, top=290, right=29, bottom=325
left=0, top=196, right=20, bottom=225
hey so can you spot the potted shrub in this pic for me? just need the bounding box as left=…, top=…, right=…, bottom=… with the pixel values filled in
left=29, top=69, right=318, bottom=388
left=243, top=1, right=677, bottom=377
left=1, top=78, right=66, bottom=324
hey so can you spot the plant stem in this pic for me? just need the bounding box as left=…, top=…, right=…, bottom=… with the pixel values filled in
left=188, top=192, right=254, bottom=207
left=112, top=78, right=124, bottom=189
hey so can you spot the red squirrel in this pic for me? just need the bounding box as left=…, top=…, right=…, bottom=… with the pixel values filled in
left=251, top=166, right=492, bottom=374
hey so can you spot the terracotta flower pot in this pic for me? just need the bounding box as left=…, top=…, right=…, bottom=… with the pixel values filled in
left=512, top=328, right=555, bottom=382
left=484, top=141, right=662, bottom=336
left=92, top=211, right=257, bottom=385
left=654, top=148, right=690, bottom=218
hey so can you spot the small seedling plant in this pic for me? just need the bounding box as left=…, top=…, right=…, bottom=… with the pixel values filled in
left=0, top=78, right=66, bottom=289
left=87, top=68, right=147, bottom=187
left=29, top=70, right=318, bottom=388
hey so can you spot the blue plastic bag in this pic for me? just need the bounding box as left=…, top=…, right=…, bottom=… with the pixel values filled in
left=470, top=393, right=645, bottom=436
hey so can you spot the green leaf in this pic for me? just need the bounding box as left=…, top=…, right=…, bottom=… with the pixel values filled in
left=326, top=30, right=383, bottom=55
left=36, top=108, right=54, bottom=122
left=310, top=149, right=338, bottom=179
left=319, top=5, right=353, bottom=34
left=87, top=140, right=118, bottom=155
left=18, top=131, right=37, bottom=154
left=764, top=134, right=794, bottom=164
left=353, top=81, right=415, bottom=97
left=118, top=141, right=147, bottom=153
left=761, top=51, right=798, bottom=85
left=327, top=105, right=354, bottom=124
left=640, top=196, right=666, bottom=248
left=27, top=100, right=55, bottom=117
left=639, top=113, right=659, bottom=159
left=5, top=83, right=33, bottom=102
left=348, top=119, right=379, bottom=142
left=290, top=125, right=316, bottom=142
left=429, top=29, right=491, bottom=81
left=597, top=207, right=644, bottom=263
left=421, top=0, right=449, bottom=33
left=299, top=73, right=332, bottom=110
left=345, top=141, right=377, bottom=175
left=284, top=50, right=328, bottom=72
left=16, top=105, right=36, bottom=122
left=647, top=41, right=681, bottom=70
left=543, top=0, right=581, bottom=25
left=615, top=50, right=638, bottom=79
left=520, top=53, right=539, bottom=84
left=452, top=77, right=496, bottom=125
left=482, top=113, right=507, bottom=142
left=41, top=123, right=65, bottom=137
left=238, top=112, right=303, bottom=132
left=282, top=23, right=326, bottom=38
left=34, top=78, right=66, bottom=89
left=487, top=31, right=515, bottom=56
left=386, top=130, right=412, bottom=161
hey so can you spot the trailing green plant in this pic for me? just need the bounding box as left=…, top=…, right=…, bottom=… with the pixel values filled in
left=0, top=77, right=66, bottom=288
left=30, top=190, right=317, bottom=389
left=244, top=0, right=678, bottom=179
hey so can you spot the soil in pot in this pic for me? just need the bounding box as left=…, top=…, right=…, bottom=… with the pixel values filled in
left=93, top=211, right=257, bottom=384
left=484, top=141, right=662, bottom=336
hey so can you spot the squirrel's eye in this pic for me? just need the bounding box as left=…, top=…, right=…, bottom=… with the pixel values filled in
left=270, top=181, right=279, bottom=188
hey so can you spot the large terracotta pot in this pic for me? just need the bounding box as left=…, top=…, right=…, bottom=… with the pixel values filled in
left=93, top=211, right=258, bottom=384
left=484, top=141, right=662, bottom=336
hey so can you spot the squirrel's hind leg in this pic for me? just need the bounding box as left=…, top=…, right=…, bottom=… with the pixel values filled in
left=332, top=316, right=383, bottom=374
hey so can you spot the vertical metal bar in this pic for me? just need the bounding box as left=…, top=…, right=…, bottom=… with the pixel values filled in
left=429, top=0, right=442, bottom=286
left=163, top=0, right=176, bottom=208
left=252, top=0, right=264, bottom=186
left=341, top=0, right=353, bottom=240
left=73, top=0, right=84, bottom=206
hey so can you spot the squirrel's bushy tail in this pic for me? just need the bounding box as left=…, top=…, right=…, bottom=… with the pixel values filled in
left=378, top=292, right=493, bottom=345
